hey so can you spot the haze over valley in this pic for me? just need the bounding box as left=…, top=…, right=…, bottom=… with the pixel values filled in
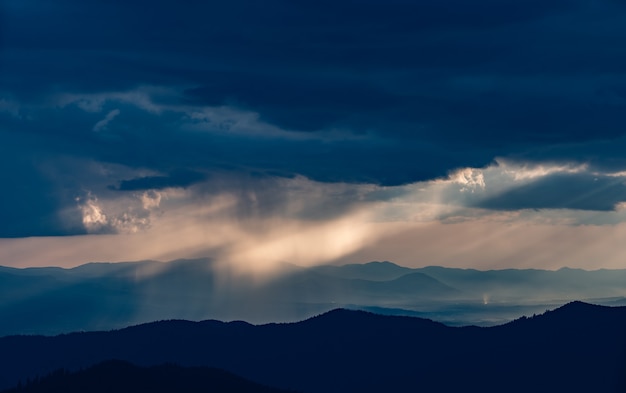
left=1, top=258, right=625, bottom=336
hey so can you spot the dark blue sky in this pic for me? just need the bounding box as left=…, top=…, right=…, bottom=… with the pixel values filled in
left=1, top=0, right=626, bottom=269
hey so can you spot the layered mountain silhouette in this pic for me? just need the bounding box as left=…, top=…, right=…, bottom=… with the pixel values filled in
left=1, top=259, right=626, bottom=335
left=1, top=360, right=293, bottom=393
left=0, top=302, right=624, bottom=392
left=311, top=260, right=413, bottom=281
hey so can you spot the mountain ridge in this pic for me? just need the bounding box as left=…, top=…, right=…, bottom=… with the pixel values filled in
left=0, top=302, right=624, bottom=393
left=1, top=259, right=626, bottom=335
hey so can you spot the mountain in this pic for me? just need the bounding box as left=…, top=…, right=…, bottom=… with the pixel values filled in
left=311, top=261, right=413, bottom=281
left=0, top=302, right=624, bottom=392
left=256, top=270, right=457, bottom=303
left=0, top=259, right=458, bottom=335
left=417, top=265, right=626, bottom=299
left=1, top=259, right=626, bottom=335
left=1, top=360, right=294, bottom=393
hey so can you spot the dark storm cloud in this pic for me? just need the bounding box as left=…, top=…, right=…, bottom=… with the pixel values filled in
left=477, top=174, right=626, bottom=212
left=2, top=0, right=626, bottom=236
left=3, top=0, right=624, bottom=149
left=0, top=160, right=82, bottom=238
left=183, top=75, right=403, bottom=132
left=0, top=130, right=86, bottom=237
left=113, top=170, right=206, bottom=191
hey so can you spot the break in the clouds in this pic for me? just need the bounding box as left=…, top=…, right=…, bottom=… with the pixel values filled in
left=1, top=0, right=626, bottom=269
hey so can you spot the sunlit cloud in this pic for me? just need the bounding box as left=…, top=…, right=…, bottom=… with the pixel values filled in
left=141, top=190, right=162, bottom=210
left=0, top=189, right=378, bottom=276
left=17, top=159, right=626, bottom=273
left=4, top=203, right=626, bottom=273
left=77, top=193, right=109, bottom=233
left=4, top=88, right=626, bottom=270
left=446, top=167, right=486, bottom=192
left=497, top=159, right=587, bottom=180
left=75, top=188, right=164, bottom=235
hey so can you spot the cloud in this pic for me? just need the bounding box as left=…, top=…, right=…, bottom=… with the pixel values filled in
left=77, top=193, right=108, bottom=231
left=357, top=161, right=626, bottom=225
left=140, top=190, right=161, bottom=210
left=93, top=109, right=120, bottom=132
left=113, top=169, right=206, bottom=191
left=476, top=173, right=626, bottom=212
left=0, top=142, right=86, bottom=237
left=76, top=189, right=162, bottom=235
left=57, top=89, right=168, bottom=114
left=3, top=0, right=626, bottom=189
left=3, top=158, right=626, bottom=271
left=2, top=0, right=626, bottom=267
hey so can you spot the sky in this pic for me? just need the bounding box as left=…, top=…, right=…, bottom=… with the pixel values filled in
left=2, top=0, right=626, bottom=271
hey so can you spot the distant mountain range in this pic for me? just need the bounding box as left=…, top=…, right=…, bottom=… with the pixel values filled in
left=0, top=302, right=624, bottom=392
left=1, top=259, right=626, bottom=335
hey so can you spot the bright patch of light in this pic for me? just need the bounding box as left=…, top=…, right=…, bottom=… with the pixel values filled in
left=141, top=190, right=162, bottom=210
left=449, top=167, right=486, bottom=192
left=77, top=193, right=108, bottom=232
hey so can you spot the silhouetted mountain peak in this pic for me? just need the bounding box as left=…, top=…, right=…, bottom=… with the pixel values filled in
left=547, top=300, right=609, bottom=317
left=302, top=308, right=447, bottom=333
left=363, top=260, right=400, bottom=267
left=562, top=300, right=595, bottom=308
left=504, top=301, right=626, bottom=332
left=302, top=308, right=370, bottom=322
left=538, top=300, right=608, bottom=316
left=1, top=304, right=626, bottom=393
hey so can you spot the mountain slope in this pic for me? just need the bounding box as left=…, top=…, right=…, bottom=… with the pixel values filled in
left=1, top=259, right=626, bottom=335
left=0, top=302, right=624, bottom=393
left=1, top=360, right=293, bottom=393
left=417, top=265, right=626, bottom=299
left=0, top=260, right=459, bottom=335
left=311, top=261, right=413, bottom=281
